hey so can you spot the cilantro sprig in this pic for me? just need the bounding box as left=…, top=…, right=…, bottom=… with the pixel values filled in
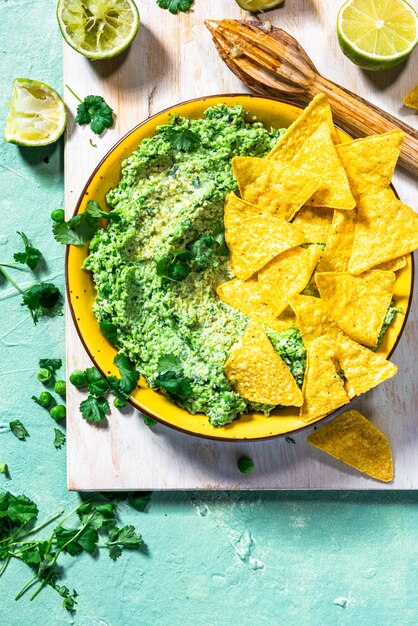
left=162, top=126, right=200, bottom=151
left=66, top=85, right=114, bottom=135
left=156, top=0, right=194, bottom=15
left=0, top=234, right=61, bottom=324
left=0, top=492, right=144, bottom=612
left=154, top=354, right=192, bottom=400
left=53, top=200, right=120, bottom=246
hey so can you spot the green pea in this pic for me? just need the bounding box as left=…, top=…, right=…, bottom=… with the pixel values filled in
left=37, top=368, right=52, bottom=384
left=51, top=208, right=65, bottom=223
left=69, top=369, right=87, bottom=388
left=54, top=380, right=66, bottom=396
left=237, top=456, right=254, bottom=474
left=50, top=405, right=66, bottom=421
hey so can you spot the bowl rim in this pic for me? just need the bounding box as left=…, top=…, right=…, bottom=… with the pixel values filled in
left=65, top=92, right=415, bottom=442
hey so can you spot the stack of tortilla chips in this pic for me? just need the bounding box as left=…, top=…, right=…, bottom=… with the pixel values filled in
left=219, top=94, right=418, bottom=426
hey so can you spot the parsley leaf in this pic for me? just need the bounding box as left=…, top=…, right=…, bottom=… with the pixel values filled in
left=162, top=125, right=200, bottom=151
left=76, top=95, right=114, bottom=135
left=114, top=353, right=140, bottom=398
left=9, top=420, right=29, bottom=441
left=80, top=395, right=110, bottom=423
left=53, top=429, right=66, bottom=450
left=22, top=283, right=61, bottom=324
left=155, top=354, right=192, bottom=400
left=156, top=0, right=194, bottom=15
left=105, top=525, right=143, bottom=560
left=156, top=250, right=192, bottom=282
left=13, top=232, right=42, bottom=270
left=53, top=212, right=99, bottom=246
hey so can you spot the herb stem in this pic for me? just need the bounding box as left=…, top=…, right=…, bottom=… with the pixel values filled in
left=0, top=262, right=29, bottom=271
left=18, top=509, right=64, bottom=540
left=0, top=266, right=24, bottom=294
left=15, top=574, right=38, bottom=600
left=65, top=84, right=83, bottom=103
left=0, top=555, right=11, bottom=577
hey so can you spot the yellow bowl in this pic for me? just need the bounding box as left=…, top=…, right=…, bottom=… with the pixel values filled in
left=66, top=94, right=413, bottom=441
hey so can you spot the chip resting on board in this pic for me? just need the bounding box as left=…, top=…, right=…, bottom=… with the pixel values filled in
left=308, top=410, right=393, bottom=482
left=224, top=322, right=303, bottom=406
left=223, top=192, right=306, bottom=280
left=349, top=188, right=418, bottom=275
left=315, top=270, right=396, bottom=347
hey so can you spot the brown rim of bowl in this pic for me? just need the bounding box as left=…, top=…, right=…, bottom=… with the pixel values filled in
left=65, top=92, right=415, bottom=442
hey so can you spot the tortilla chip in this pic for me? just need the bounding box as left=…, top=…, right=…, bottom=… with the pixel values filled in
left=288, top=124, right=355, bottom=210
left=308, top=409, right=393, bottom=482
left=316, top=209, right=356, bottom=273
left=334, top=334, right=397, bottom=399
left=288, top=294, right=343, bottom=345
left=292, top=206, right=334, bottom=243
left=315, top=270, right=396, bottom=347
left=224, top=192, right=306, bottom=280
left=217, top=277, right=296, bottom=332
left=404, top=85, right=418, bottom=110
left=336, top=131, right=403, bottom=200
left=231, top=156, right=320, bottom=221
left=268, top=94, right=339, bottom=163
left=299, top=336, right=349, bottom=423
left=258, top=245, right=323, bottom=316
left=224, top=322, right=303, bottom=406
left=349, top=188, right=418, bottom=275
left=375, top=256, right=407, bottom=272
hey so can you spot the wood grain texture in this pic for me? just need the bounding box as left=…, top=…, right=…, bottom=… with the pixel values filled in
left=65, top=0, right=418, bottom=490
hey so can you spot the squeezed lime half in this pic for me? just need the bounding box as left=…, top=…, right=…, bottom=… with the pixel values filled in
left=235, top=0, right=284, bottom=12
left=57, top=0, right=140, bottom=60
left=4, top=79, right=67, bottom=147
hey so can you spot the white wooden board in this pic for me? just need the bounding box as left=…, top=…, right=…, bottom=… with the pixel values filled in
left=66, top=0, right=418, bottom=490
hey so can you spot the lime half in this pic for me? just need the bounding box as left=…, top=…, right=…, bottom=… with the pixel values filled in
left=235, top=0, right=284, bottom=11
left=4, top=79, right=67, bottom=147
left=57, top=0, right=140, bottom=60
left=337, top=0, right=418, bottom=71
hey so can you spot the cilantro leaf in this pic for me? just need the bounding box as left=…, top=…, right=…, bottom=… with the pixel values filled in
left=53, top=212, right=99, bottom=246
left=156, top=0, right=194, bottom=15
left=0, top=492, right=38, bottom=525
left=114, top=353, right=140, bottom=398
left=156, top=250, right=192, bottom=282
left=105, top=525, right=143, bottom=560
left=128, top=493, right=151, bottom=512
left=76, top=95, right=114, bottom=135
left=85, top=367, right=109, bottom=396
left=39, top=358, right=62, bottom=374
left=9, top=420, right=29, bottom=441
left=163, top=126, right=200, bottom=151
left=54, top=526, right=98, bottom=556
left=86, top=200, right=120, bottom=222
left=80, top=395, right=110, bottom=423
left=56, top=586, right=78, bottom=613
left=76, top=501, right=116, bottom=530
left=53, top=429, right=66, bottom=450
left=13, top=232, right=42, bottom=270
left=155, top=354, right=192, bottom=400
left=99, top=321, right=119, bottom=346
left=21, top=283, right=61, bottom=324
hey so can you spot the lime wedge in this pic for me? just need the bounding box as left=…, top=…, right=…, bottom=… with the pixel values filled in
left=57, top=0, right=139, bottom=60
left=337, top=0, right=418, bottom=71
left=4, top=79, right=67, bottom=147
left=235, top=0, right=284, bottom=11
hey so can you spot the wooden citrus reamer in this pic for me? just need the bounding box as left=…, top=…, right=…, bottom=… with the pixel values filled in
left=205, top=19, right=418, bottom=177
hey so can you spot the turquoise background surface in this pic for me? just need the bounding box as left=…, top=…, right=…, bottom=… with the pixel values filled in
left=1, top=2, right=418, bottom=625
